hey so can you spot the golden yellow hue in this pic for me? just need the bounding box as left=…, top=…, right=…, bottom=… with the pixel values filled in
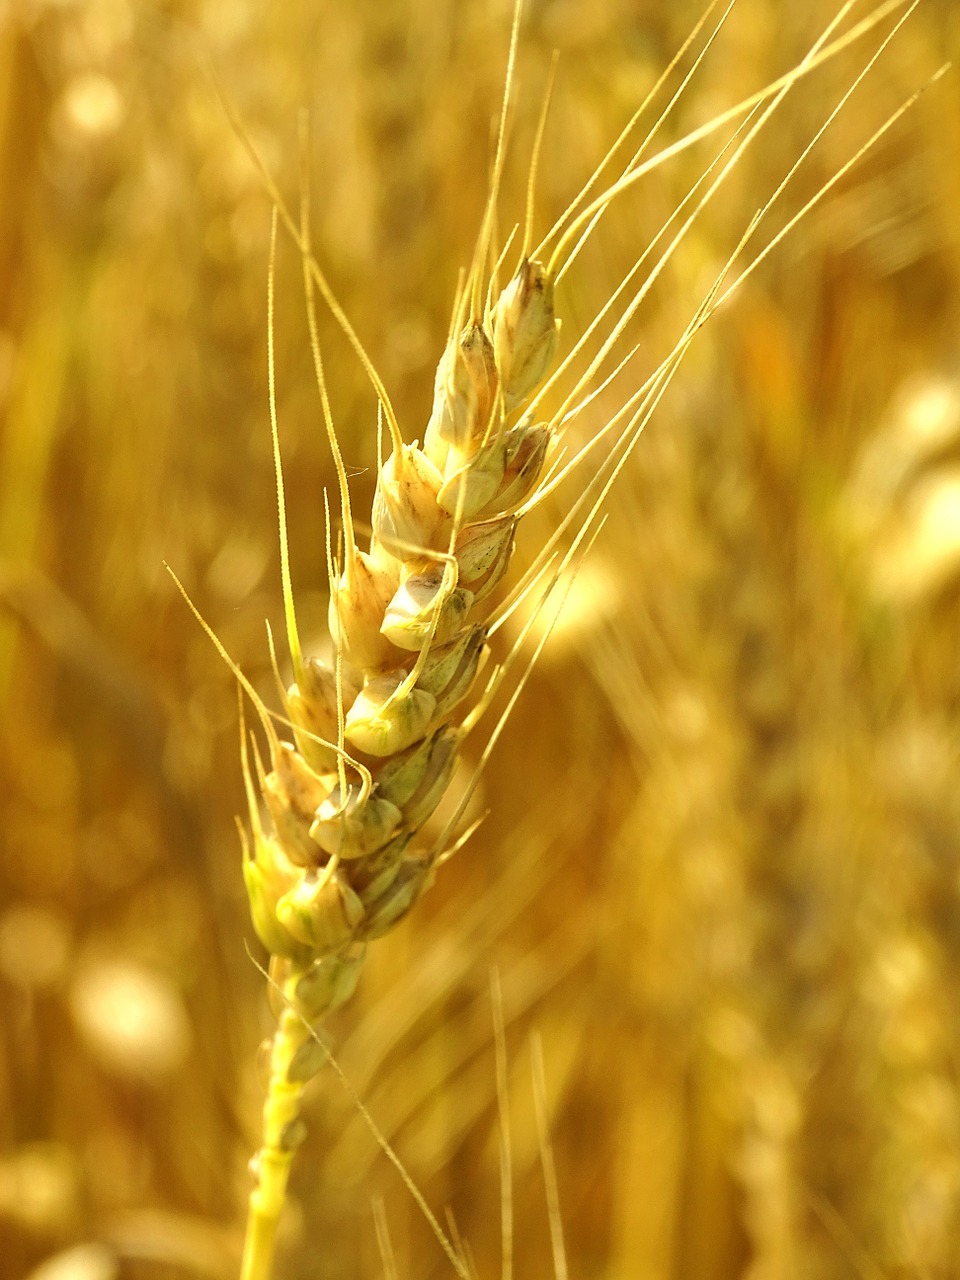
left=1, top=3, right=959, bottom=1279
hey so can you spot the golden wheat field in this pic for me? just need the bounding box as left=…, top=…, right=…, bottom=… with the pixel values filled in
left=2, top=1, right=960, bottom=1278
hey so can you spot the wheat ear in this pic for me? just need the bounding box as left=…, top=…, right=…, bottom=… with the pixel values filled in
left=238, top=243, right=557, bottom=1280
left=223, top=2, right=940, bottom=1275
left=234, top=16, right=570, bottom=1280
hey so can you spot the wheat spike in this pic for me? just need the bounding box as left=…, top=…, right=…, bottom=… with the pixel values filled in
left=238, top=18, right=565, bottom=1276
left=246, top=213, right=560, bottom=1011
left=227, top=2, right=940, bottom=1276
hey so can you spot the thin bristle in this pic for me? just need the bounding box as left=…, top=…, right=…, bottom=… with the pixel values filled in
left=531, top=1034, right=568, bottom=1280
left=553, top=0, right=738, bottom=286
left=267, top=209, right=304, bottom=688
left=539, top=0, right=909, bottom=268
left=534, top=0, right=726, bottom=254
left=469, top=0, right=525, bottom=320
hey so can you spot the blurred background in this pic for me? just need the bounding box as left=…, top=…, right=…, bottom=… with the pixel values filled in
left=2, top=1, right=960, bottom=1277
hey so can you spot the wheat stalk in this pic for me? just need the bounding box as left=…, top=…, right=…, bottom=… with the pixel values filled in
left=237, top=18, right=561, bottom=1268
left=171, top=3, right=942, bottom=1276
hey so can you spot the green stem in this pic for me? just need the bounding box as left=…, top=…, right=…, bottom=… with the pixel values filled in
left=240, top=1005, right=309, bottom=1280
